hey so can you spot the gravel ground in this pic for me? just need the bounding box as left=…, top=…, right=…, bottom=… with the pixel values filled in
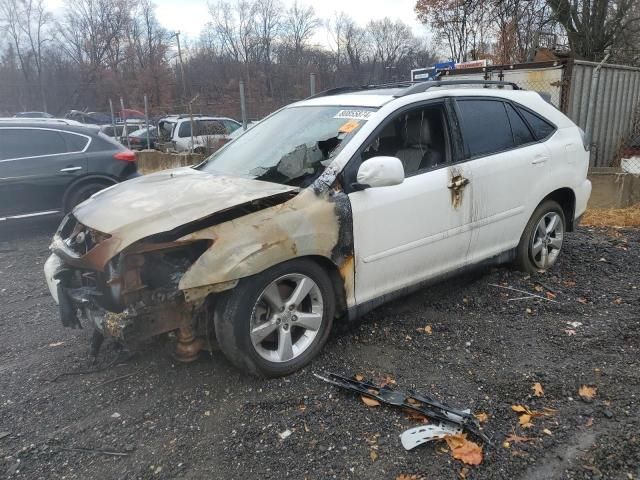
left=0, top=219, right=638, bottom=480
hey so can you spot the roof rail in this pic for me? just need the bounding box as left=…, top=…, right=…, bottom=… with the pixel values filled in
left=0, top=117, right=84, bottom=125
left=396, top=80, right=521, bottom=97
left=307, top=81, right=423, bottom=99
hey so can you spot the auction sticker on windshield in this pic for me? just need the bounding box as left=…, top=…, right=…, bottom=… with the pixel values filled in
left=338, top=120, right=361, bottom=133
left=333, top=109, right=374, bottom=120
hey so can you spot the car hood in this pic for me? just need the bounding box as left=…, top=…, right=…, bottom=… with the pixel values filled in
left=73, top=167, right=298, bottom=241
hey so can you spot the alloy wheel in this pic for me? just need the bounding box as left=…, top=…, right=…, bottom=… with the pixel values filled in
left=530, top=211, right=564, bottom=270
left=250, top=273, right=324, bottom=363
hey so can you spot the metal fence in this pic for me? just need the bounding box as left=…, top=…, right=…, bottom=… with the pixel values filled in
left=567, top=61, right=640, bottom=172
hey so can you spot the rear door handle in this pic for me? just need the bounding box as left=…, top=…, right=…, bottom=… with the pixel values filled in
left=60, top=166, right=82, bottom=172
left=532, top=155, right=549, bottom=165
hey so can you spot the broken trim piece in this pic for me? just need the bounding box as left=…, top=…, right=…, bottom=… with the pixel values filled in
left=314, top=372, right=492, bottom=445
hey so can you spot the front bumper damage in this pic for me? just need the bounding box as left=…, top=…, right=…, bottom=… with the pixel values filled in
left=45, top=216, right=210, bottom=361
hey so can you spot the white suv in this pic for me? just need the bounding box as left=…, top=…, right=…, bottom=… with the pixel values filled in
left=168, top=115, right=241, bottom=152
left=45, top=81, right=591, bottom=377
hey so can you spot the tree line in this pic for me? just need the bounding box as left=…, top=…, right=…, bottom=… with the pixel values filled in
left=0, top=0, right=638, bottom=119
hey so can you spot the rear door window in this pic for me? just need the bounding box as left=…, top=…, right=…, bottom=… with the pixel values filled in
left=456, top=99, right=514, bottom=157
left=0, top=128, right=69, bottom=160
left=516, top=106, right=556, bottom=140
left=197, top=120, right=226, bottom=135
left=61, top=132, right=89, bottom=151
left=222, top=120, right=241, bottom=133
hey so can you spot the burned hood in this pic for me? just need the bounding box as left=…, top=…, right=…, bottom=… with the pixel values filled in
left=73, top=167, right=298, bottom=239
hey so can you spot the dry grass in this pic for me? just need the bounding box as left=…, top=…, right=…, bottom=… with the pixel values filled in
left=582, top=204, right=640, bottom=227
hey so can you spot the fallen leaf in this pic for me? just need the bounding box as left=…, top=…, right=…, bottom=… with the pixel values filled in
left=354, top=373, right=364, bottom=381
left=361, top=396, right=380, bottom=407
left=546, top=291, right=557, bottom=300
left=532, top=382, right=544, bottom=397
left=459, top=466, right=470, bottom=479
left=585, top=417, right=594, bottom=427
left=519, top=414, right=534, bottom=428
left=613, top=297, right=623, bottom=304
left=445, top=434, right=483, bottom=465
left=564, top=329, right=577, bottom=336
left=534, top=285, right=544, bottom=292
left=578, top=385, right=597, bottom=401
left=577, top=297, right=588, bottom=304
left=474, top=412, right=489, bottom=423
left=511, top=405, right=531, bottom=414
left=425, top=325, right=432, bottom=334
left=505, top=433, right=533, bottom=444
left=526, top=308, right=533, bottom=314
left=395, top=475, right=418, bottom=480
left=370, top=449, right=378, bottom=461
left=503, top=441, right=511, bottom=448
left=543, top=428, right=553, bottom=436
left=407, top=397, right=420, bottom=405
left=444, top=434, right=468, bottom=450
left=379, top=374, right=396, bottom=387
left=405, top=410, right=429, bottom=423
left=563, top=280, right=576, bottom=287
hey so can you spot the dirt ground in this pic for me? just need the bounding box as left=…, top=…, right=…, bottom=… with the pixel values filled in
left=0, top=218, right=638, bottom=480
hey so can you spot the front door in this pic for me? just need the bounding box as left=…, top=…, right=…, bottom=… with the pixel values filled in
left=347, top=101, right=474, bottom=304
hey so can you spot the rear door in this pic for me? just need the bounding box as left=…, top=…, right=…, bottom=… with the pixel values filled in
left=0, top=127, right=89, bottom=216
left=454, top=98, right=554, bottom=262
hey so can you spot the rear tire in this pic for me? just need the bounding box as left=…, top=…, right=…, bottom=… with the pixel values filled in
left=214, top=259, right=335, bottom=377
left=64, top=181, right=113, bottom=213
left=515, top=200, right=566, bottom=273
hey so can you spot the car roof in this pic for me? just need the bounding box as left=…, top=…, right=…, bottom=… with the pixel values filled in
left=0, top=118, right=101, bottom=134
left=292, top=81, right=545, bottom=108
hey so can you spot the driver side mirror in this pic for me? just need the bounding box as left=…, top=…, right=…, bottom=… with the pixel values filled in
left=354, top=156, right=405, bottom=190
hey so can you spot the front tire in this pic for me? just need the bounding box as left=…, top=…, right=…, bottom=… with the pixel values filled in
left=214, top=259, right=335, bottom=377
left=515, top=200, right=566, bottom=273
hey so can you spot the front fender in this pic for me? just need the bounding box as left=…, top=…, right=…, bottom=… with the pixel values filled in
left=178, top=189, right=342, bottom=290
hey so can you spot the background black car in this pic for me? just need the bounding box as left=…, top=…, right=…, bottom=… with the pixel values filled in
left=127, top=126, right=158, bottom=150
left=0, top=119, right=138, bottom=220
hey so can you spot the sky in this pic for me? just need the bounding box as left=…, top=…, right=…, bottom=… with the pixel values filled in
left=45, top=0, right=429, bottom=46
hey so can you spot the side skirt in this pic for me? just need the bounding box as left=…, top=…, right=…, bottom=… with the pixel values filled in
left=346, top=249, right=516, bottom=322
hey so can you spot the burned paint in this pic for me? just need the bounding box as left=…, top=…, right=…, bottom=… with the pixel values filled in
left=448, top=167, right=470, bottom=209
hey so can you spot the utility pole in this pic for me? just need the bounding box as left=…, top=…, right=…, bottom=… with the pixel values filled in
left=175, top=31, right=187, bottom=103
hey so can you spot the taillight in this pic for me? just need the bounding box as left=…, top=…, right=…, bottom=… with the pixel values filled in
left=113, top=150, right=136, bottom=162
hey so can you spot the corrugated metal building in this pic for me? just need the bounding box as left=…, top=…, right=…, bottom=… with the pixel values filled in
left=439, top=60, right=640, bottom=168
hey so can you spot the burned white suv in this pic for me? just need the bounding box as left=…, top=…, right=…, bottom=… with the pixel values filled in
left=45, top=80, right=591, bottom=377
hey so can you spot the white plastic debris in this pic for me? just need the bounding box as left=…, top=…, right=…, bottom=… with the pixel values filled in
left=400, top=423, right=462, bottom=451
left=278, top=429, right=292, bottom=440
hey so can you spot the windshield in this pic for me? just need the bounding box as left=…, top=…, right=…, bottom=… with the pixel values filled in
left=197, top=105, right=376, bottom=186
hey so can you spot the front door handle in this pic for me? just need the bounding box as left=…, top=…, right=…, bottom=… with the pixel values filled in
left=448, top=176, right=470, bottom=189
left=60, top=166, right=82, bottom=172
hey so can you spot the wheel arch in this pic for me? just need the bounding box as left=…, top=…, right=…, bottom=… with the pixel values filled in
left=541, top=187, right=576, bottom=231
left=62, top=174, right=119, bottom=212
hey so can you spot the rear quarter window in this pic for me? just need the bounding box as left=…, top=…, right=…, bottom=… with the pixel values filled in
left=516, top=106, right=556, bottom=140
left=0, top=128, right=68, bottom=159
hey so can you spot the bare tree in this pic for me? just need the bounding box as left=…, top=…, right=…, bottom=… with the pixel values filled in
left=415, top=0, right=488, bottom=62
left=0, top=0, right=52, bottom=111
left=282, top=0, right=319, bottom=64
left=209, top=0, right=258, bottom=64
left=548, top=0, right=640, bottom=60
left=254, top=0, right=282, bottom=95
left=368, top=18, right=417, bottom=81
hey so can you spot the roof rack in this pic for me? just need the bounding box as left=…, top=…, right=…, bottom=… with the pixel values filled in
left=395, top=80, right=521, bottom=97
